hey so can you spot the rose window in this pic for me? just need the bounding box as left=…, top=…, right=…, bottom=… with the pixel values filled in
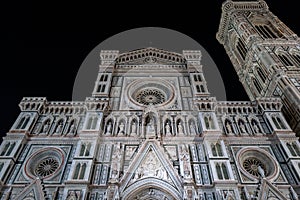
left=127, top=79, right=176, bottom=108
left=237, top=147, right=279, bottom=180
left=35, top=157, right=60, bottom=177
left=25, top=147, right=64, bottom=179
left=135, top=88, right=166, bottom=105
left=242, top=157, right=266, bottom=177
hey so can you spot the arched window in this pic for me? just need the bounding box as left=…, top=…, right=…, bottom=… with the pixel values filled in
left=211, top=142, right=223, bottom=157
left=73, top=163, right=86, bottom=180
left=79, top=143, right=91, bottom=156
left=292, top=142, right=300, bottom=156
left=216, top=163, right=223, bottom=179
left=236, top=38, right=247, bottom=60
left=256, top=67, right=266, bottom=83
left=287, top=143, right=297, bottom=156
left=16, top=115, right=30, bottom=129
left=0, top=143, right=10, bottom=156
left=73, top=163, right=81, bottom=179
left=255, top=25, right=277, bottom=39
left=216, top=162, right=230, bottom=180
left=6, top=142, right=15, bottom=156
left=292, top=54, right=300, bottom=65
left=0, top=142, right=15, bottom=156
left=278, top=54, right=293, bottom=66
left=272, top=116, right=281, bottom=129
left=221, top=163, right=229, bottom=179
left=79, top=163, right=86, bottom=179
left=253, top=78, right=262, bottom=93
left=196, top=85, right=200, bottom=93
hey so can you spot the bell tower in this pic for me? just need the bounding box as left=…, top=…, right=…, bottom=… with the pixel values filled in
left=217, top=0, right=300, bottom=135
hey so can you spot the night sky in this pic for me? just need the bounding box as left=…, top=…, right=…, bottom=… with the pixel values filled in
left=1, top=1, right=299, bottom=141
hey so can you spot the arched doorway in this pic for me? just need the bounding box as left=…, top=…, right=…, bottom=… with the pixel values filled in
left=121, top=178, right=181, bottom=200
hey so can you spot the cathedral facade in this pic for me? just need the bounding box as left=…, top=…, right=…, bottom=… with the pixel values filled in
left=1, top=1, right=300, bottom=200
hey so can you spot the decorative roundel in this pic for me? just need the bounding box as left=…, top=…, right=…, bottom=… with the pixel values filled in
left=128, top=79, right=175, bottom=108
left=135, top=88, right=166, bottom=105
left=236, top=147, right=279, bottom=180
left=242, top=157, right=266, bottom=178
left=25, top=147, right=64, bottom=179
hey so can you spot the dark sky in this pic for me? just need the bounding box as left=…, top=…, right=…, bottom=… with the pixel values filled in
left=1, top=1, right=299, bottom=141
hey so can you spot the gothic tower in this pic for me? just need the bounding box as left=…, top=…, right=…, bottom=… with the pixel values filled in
left=217, top=0, right=300, bottom=136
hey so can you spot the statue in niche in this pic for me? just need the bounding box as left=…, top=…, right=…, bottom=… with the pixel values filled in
left=118, top=122, right=125, bottom=135
left=177, top=121, right=184, bottom=135
left=239, top=121, right=246, bottom=133
left=130, top=121, right=137, bottom=135
left=225, top=121, right=233, bottom=134
left=55, top=121, right=63, bottom=134
left=68, top=122, right=76, bottom=134
left=42, top=120, right=50, bottom=133
left=252, top=121, right=260, bottom=133
left=189, top=121, right=196, bottom=135
left=111, top=144, right=122, bottom=180
left=180, top=145, right=191, bottom=179
left=146, top=116, right=156, bottom=136
left=165, top=122, right=171, bottom=135
left=105, top=121, right=112, bottom=135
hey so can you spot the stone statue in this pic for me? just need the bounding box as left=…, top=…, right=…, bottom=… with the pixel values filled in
left=189, top=121, right=196, bottom=135
left=253, top=123, right=260, bottom=133
left=146, top=117, right=155, bottom=135
left=165, top=122, right=171, bottom=135
left=42, top=121, right=50, bottom=133
left=131, top=121, right=137, bottom=135
left=239, top=122, right=246, bottom=133
left=55, top=121, right=63, bottom=133
left=177, top=122, right=184, bottom=135
left=69, top=122, right=76, bottom=134
left=226, top=121, right=232, bottom=133
left=105, top=121, right=112, bottom=135
left=118, top=122, right=125, bottom=135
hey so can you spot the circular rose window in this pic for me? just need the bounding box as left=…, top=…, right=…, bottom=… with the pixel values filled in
left=127, top=79, right=176, bottom=108
left=236, top=147, right=279, bottom=180
left=25, top=147, right=64, bottom=179
left=135, top=88, right=166, bottom=105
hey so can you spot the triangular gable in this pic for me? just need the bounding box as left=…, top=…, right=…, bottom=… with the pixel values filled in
left=14, top=177, right=46, bottom=200
left=258, top=178, right=287, bottom=200
left=119, top=140, right=182, bottom=193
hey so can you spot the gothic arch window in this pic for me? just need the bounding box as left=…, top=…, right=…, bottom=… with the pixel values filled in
left=86, top=116, right=98, bottom=129
left=278, top=54, right=294, bottom=66
left=79, top=143, right=91, bottom=156
left=73, top=163, right=86, bottom=179
left=236, top=38, right=247, bottom=60
left=255, top=25, right=277, bottom=39
left=211, top=142, right=223, bottom=157
left=216, top=163, right=230, bottom=180
left=256, top=67, right=266, bottom=83
left=287, top=142, right=300, bottom=157
left=253, top=78, right=262, bottom=93
left=204, top=115, right=215, bottom=129
left=291, top=53, right=300, bottom=65
left=196, top=85, right=201, bottom=93
left=271, top=115, right=286, bottom=129
left=16, top=115, right=30, bottom=129
left=0, top=142, right=15, bottom=156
